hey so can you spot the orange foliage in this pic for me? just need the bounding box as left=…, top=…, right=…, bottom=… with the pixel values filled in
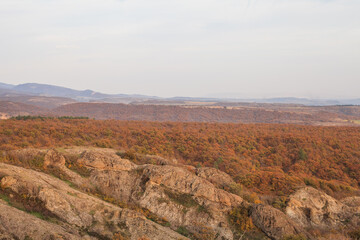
left=0, top=118, right=359, bottom=195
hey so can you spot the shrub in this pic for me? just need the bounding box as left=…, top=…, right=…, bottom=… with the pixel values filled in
left=64, top=153, right=91, bottom=178
left=282, top=234, right=307, bottom=240
left=176, top=226, right=192, bottom=237
left=304, top=178, right=317, bottom=188
left=349, top=228, right=360, bottom=240
left=298, top=148, right=308, bottom=161
left=242, top=192, right=262, bottom=204
left=228, top=205, right=254, bottom=232
left=117, top=150, right=137, bottom=162
left=272, top=196, right=288, bottom=211
left=228, top=183, right=243, bottom=196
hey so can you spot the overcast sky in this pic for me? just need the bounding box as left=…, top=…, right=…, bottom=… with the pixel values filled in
left=0, top=0, right=359, bottom=98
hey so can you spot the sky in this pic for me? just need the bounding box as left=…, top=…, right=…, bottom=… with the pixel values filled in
left=0, top=0, right=359, bottom=99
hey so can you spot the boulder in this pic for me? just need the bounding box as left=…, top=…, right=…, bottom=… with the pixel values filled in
left=251, top=204, right=310, bottom=240
left=285, top=187, right=360, bottom=229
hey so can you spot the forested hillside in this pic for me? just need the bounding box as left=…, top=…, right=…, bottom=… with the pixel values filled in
left=1, top=118, right=359, bottom=197
left=53, top=102, right=359, bottom=125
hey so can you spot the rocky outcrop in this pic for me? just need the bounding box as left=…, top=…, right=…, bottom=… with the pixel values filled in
left=3, top=147, right=360, bottom=240
left=78, top=149, right=136, bottom=171
left=0, top=162, right=188, bottom=240
left=285, top=187, right=360, bottom=230
left=43, top=149, right=66, bottom=168
left=137, top=154, right=178, bottom=165
left=134, top=165, right=244, bottom=239
left=341, top=196, right=360, bottom=210
left=45, top=148, right=243, bottom=240
left=196, top=167, right=235, bottom=189
left=0, top=200, right=84, bottom=240
left=251, top=204, right=310, bottom=240
left=1, top=147, right=245, bottom=239
left=43, top=149, right=89, bottom=187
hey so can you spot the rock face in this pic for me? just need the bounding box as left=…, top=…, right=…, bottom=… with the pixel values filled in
left=43, top=149, right=89, bottom=187
left=286, top=187, right=360, bottom=230
left=78, top=150, right=136, bottom=171
left=0, top=162, right=188, bottom=240
left=78, top=149, right=244, bottom=240
left=341, top=196, right=360, bottom=210
left=251, top=204, right=310, bottom=240
left=2, top=147, right=360, bottom=240
left=1, top=147, right=245, bottom=240
left=134, top=165, right=243, bottom=239
left=0, top=200, right=84, bottom=240
left=196, top=167, right=235, bottom=189
left=43, top=149, right=66, bottom=168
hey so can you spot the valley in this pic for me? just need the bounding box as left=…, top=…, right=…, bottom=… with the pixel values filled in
left=1, top=83, right=359, bottom=239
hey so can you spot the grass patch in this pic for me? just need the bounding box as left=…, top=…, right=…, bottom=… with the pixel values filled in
left=0, top=190, right=55, bottom=221
left=30, top=211, right=45, bottom=220
left=176, top=226, right=192, bottom=238
left=0, top=193, right=11, bottom=205
left=67, top=191, right=78, bottom=197
left=140, top=207, right=171, bottom=227
left=196, top=204, right=210, bottom=215
left=0, top=192, right=25, bottom=211
left=62, top=179, right=77, bottom=189
left=157, top=197, right=169, bottom=204
left=163, top=188, right=198, bottom=208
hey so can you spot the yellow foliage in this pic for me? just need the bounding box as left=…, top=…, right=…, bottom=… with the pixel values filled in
left=228, top=205, right=254, bottom=232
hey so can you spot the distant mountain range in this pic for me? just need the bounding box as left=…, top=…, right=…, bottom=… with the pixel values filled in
left=0, top=82, right=359, bottom=126
left=0, top=82, right=359, bottom=106
left=1, top=83, right=157, bottom=102
left=0, top=82, right=14, bottom=89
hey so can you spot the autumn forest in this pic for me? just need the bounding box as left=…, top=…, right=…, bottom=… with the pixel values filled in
left=1, top=117, right=359, bottom=198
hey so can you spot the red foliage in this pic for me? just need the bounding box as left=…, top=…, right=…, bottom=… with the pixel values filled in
left=1, top=118, right=359, bottom=195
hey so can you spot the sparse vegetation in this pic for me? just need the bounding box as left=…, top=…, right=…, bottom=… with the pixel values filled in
left=272, top=196, right=289, bottom=211
left=163, top=188, right=198, bottom=208
left=196, top=204, right=210, bottom=215
left=116, top=150, right=137, bottom=162
left=304, top=178, right=317, bottom=188
left=0, top=193, right=11, bottom=205
left=0, top=189, right=55, bottom=221
left=282, top=234, right=307, bottom=240
left=176, top=226, right=192, bottom=238
left=62, top=179, right=77, bottom=189
left=64, top=153, right=91, bottom=177
left=349, top=228, right=360, bottom=240
left=228, top=205, right=254, bottom=232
